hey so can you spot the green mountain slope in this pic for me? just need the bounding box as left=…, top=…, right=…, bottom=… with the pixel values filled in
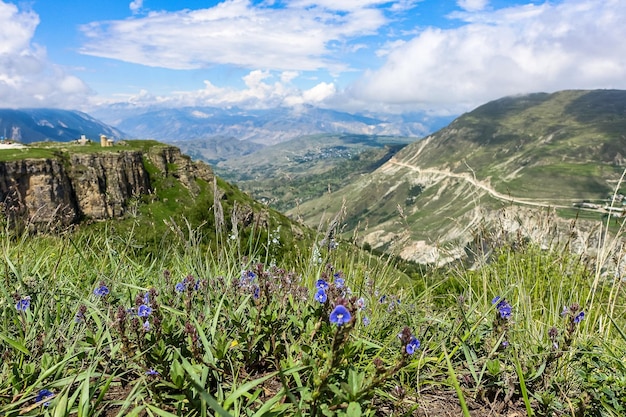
left=214, top=134, right=414, bottom=212
left=289, top=90, right=626, bottom=264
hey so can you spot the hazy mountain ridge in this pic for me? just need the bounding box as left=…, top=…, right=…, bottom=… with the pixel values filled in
left=0, top=108, right=125, bottom=143
left=290, top=89, right=626, bottom=265
left=92, top=104, right=453, bottom=146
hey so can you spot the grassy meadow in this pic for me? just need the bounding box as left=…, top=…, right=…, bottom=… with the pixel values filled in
left=1, top=205, right=625, bottom=417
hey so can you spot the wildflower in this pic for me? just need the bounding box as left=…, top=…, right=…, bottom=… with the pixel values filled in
left=334, top=277, right=345, bottom=289
left=314, top=289, right=327, bottom=303
left=501, top=340, right=510, bottom=348
left=329, top=305, right=352, bottom=326
left=175, top=282, right=185, bottom=292
left=146, top=368, right=159, bottom=376
left=356, top=297, right=366, bottom=310
left=143, top=320, right=151, bottom=331
left=35, top=389, right=54, bottom=407
left=362, top=316, right=370, bottom=326
left=143, top=292, right=150, bottom=305
left=75, top=304, right=87, bottom=322
left=253, top=286, right=260, bottom=299
left=492, top=296, right=512, bottom=320
left=316, top=279, right=329, bottom=291
left=15, top=296, right=31, bottom=311
left=137, top=304, right=152, bottom=317
left=573, top=311, right=585, bottom=324
left=406, top=336, right=421, bottom=355
left=93, top=284, right=109, bottom=297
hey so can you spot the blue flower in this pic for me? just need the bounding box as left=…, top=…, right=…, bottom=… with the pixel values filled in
left=406, top=337, right=420, bottom=355
left=316, top=279, right=329, bottom=291
left=314, top=289, right=327, bottom=303
left=137, top=304, right=152, bottom=317
left=356, top=297, right=366, bottom=310
left=15, top=296, right=30, bottom=311
left=93, top=285, right=109, bottom=297
left=329, top=305, right=351, bottom=326
left=253, top=286, right=260, bottom=299
left=362, top=316, right=370, bottom=326
left=501, top=340, right=510, bottom=348
left=573, top=311, right=585, bottom=324
left=334, top=277, right=345, bottom=289
left=492, top=296, right=512, bottom=320
left=146, top=368, right=159, bottom=376
left=175, top=282, right=185, bottom=292
left=35, top=389, right=54, bottom=407
left=143, top=320, right=151, bottom=331
left=143, top=292, right=150, bottom=305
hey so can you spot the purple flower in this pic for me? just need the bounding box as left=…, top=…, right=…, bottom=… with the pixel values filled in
left=175, top=282, right=185, bottom=292
left=316, top=279, right=329, bottom=291
left=362, top=316, right=370, bottom=326
left=314, top=289, right=327, bottom=303
left=253, top=286, right=260, bottom=299
left=15, top=296, right=30, bottom=311
left=137, top=304, right=152, bottom=317
left=573, top=311, right=585, bottom=324
left=334, top=276, right=345, bottom=289
left=146, top=368, right=159, bottom=376
left=356, top=297, right=366, bottom=310
left=143, top=320, right=151, bottom=331
left=143, top=292, right=150, bottom=305
left=329, top=305, right=352, bottom=326
left=93, top=285, right=109, bottom=297
left=492, top=296, right=512, bottom=320
left=502, top=340, right=510, bottom=348
left=406, top=337, right=420, bottom=355
left=35, top=389, right=54, bottom=407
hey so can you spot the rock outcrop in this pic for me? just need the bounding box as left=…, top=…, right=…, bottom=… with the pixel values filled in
left=0, top=146, right=212, bottom=229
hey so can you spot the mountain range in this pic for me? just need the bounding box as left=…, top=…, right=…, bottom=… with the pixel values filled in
left=2, top=89, right=624, bottom=266
left=90, top=104, right=453, bottom=146
left=0, top=108, right=124, bottom=144
left=289, top=89, right=626, bottom=265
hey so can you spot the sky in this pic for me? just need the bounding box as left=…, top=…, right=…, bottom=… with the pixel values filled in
left=0, top=0, right=625, bottom=115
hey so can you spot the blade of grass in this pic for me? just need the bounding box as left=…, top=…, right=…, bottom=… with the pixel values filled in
left=442, top=344, right=470, bottom=417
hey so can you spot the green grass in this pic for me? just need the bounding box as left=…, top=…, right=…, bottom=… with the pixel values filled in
left=1, top=208, right=625, bottom=416
left=0, top=140, right=170, bottom=162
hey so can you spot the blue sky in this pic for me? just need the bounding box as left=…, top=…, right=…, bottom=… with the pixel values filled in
left=1, top=0, right=625, bottom=115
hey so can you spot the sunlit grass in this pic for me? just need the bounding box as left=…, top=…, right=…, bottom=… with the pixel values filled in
left=0, top=212, right=625, bottom=416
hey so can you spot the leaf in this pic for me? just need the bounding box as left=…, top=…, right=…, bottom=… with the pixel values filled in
left=0, top=332, right=30, bottom=355
left=346, top=402, right=362, bottom=417
left=177, top=350, right=234, bottom=417
left=146, top=404, right=180, bottom=417
left=223, top=371, right=279, bottom=410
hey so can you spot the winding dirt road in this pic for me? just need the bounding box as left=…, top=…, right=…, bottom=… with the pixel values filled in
left=387, top=158, right=576, bottom=210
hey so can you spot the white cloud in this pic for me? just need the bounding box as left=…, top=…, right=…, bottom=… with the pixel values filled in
left=350, top=0, right=626, bottom=113
left=457, top=0, right=489, bottom=12
left=0, top=2, right=91, bottom=108
left=108, top=70, right=337, bottom=110
left=129, top=0, right=143, bottom=14
left=78, top=0, right=388, bottom=71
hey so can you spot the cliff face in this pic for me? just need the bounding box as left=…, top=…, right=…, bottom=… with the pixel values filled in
left=0, top=146, right=212, bottom=229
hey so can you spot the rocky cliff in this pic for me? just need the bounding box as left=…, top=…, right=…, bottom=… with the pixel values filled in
left=0, top=146, right=213, bottom=229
